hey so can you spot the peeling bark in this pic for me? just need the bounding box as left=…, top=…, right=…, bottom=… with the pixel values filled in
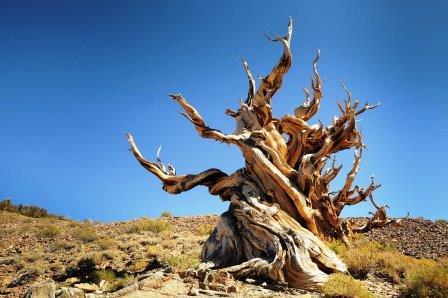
left=126, top=19, right=403, bottom=290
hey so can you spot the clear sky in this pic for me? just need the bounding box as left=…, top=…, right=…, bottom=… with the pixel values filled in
left=1, top=1, right=447, bottom=221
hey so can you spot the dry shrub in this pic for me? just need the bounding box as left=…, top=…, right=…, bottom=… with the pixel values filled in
left=335, top=236, right=418, bottom=282
left=323, top=273, right=373, bottom=298
left=163, top=253, right=200, bottom=271
left=73, top=224, right=98, bottom=242
left=91, top=269, right=136, bottom=292
left=37, top=224, right=61, bottom=238
left=124, top=218, right=171, bottom=235
left=325, top=237, right=348, bottom=257
left=92, top=269, right=117, bottom=284
left=130, top=259, right=148, bottom=272
left=48, top=240, right=74, bottom=252
left=95, top=237, right=118, bottom=250
left=147, top=244, right=163, bottom=257
left=400, top=258, right=448, bottom=298
left=195, top=223, right=214, bottom=237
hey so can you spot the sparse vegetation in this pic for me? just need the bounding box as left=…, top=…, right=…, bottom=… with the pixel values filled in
left=1, top=208, right=446, bottom=298
left=323, top=273, right=373, bottom=298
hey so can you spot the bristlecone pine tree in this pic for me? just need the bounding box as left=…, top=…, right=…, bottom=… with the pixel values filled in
left=126, top=18, right=404, bottom=290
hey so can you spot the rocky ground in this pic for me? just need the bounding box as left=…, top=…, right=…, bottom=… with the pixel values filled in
left=0, top=211, right=447, bottom=297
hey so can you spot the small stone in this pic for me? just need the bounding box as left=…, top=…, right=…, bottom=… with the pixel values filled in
left=74, top=283, right=99, bottom=292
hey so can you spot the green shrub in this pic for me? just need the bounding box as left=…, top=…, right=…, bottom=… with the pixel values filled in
left=92, top=269, right=117, bottom=284
left=323, top=273, right=373, bottom=298
left=401, top=258, right=448, bottom=298
left=37, top=224, right=61, bottom=238
left=160, top=211, right=173, bottom=218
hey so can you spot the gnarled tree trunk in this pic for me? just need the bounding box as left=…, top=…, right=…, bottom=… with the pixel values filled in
left=126, top=18, right=399, bottom=290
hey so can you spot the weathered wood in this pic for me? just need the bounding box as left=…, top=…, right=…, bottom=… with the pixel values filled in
left=127, top=19, right=402, bottom=291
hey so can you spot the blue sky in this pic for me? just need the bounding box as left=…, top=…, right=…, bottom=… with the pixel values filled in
left=1, top=1, right=447, bottom=221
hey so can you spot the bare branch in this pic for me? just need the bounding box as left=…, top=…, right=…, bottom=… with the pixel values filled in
left=241, top=58, right=256, bottom=105
left=251, top=18, right=293, bottom=125
left=126, top=132, right=229, bottom=195
left=356, top=101, right=380, bottom=116
left=293, top=50, right=322, bottom=121
left=169, top=94, right=243, bottom=144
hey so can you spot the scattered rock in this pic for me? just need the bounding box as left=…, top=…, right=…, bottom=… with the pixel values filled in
left=352, top=218, right=448, bottom=259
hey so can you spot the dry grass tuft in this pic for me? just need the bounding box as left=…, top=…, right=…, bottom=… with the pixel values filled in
left=94, top=237, right=118, bottom=250
left=73, top=224, right=98, bottom=243
left=123, top=218, right=171, bottom=235
left=37, top=224, right=61, bottom=238
left=195, top=223, right=214, bottom=237
left=328, top=235, right=421, bottom=282
left=162, top=253, right=200, bottom=271
left=323, top=273, right=373, bottom=298
left=400, top=257, right=448, bottom=297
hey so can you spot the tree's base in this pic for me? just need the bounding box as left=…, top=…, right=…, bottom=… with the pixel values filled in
left=201, top=186, right=347, bottom=291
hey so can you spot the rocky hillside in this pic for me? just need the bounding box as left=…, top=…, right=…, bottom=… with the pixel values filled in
left=0, top=211, right=447, bottom=297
